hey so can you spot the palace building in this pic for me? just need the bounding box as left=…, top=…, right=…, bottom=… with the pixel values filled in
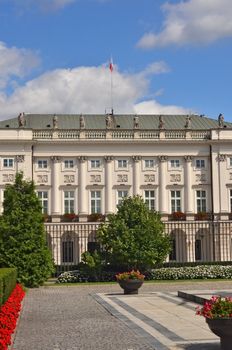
left=1, top=112, right=232, bottom=266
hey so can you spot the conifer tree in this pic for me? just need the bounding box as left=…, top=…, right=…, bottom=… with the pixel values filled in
left=0, top=173, right=54, bottom=287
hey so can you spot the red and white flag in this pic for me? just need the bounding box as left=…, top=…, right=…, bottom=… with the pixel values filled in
left=109, top=58, right=113, bottom=72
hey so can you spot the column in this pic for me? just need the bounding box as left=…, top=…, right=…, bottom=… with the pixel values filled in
left=78, top=156, right=88, bottom=219
left=159, top=156, right=168, bottom=214
left=51, top=156, right=61, bottom=217
left=105, top=156, right=114, bottom=215
left=184, top=156, right=193, bottom=214
left=132, top=156, right=141, bottom=196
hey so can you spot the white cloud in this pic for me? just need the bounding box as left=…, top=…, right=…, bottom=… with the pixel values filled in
left=0, top=41, right=40, bottom=89
left=137, top=0, right=232, bottom=48
left=0, top=61, right=188, bottom=120
left=134, top=100, right=188, bottom=115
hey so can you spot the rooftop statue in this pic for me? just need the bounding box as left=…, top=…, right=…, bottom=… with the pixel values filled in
left=80, top=114, right=85, bottom=129
left=134, top=116, right=139, bottom=129
left=53, top=115, right=58, bottom=129
left=18, top=112, right=25, bottom=127
left=158, top=115, right=164, bottom=129
left=218, top=113, right=224, bottom=128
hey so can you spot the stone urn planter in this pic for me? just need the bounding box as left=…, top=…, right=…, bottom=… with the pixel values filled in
left=196, top=296, right=232, bottom=350
left=117, top=279, right=144, bottom=295
left=206, top=318, right=232, bottom=350
left=115, top=270, right=145, bottom=295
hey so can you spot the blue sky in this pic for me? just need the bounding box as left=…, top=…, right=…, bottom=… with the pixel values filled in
left=0, top=0, right=231, bottom=122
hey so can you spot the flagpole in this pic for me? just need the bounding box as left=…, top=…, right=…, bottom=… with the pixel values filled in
left=109, top=57, right=114, bottom=114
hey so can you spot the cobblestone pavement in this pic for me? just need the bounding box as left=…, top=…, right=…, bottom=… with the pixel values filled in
left=12, top=281, right=232, bottom=350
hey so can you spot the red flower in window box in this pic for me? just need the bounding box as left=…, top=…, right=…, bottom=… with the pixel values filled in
left=171, top=211, right=186, bottom=221
left=62, top=213, right=78, bottom=222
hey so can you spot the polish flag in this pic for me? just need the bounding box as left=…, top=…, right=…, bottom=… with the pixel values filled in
left=109, top=58, right=113, bottom=72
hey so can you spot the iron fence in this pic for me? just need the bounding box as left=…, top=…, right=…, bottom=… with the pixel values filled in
left=45, top=221, right=232, bottom=275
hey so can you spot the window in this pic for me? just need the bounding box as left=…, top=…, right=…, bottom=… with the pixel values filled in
left=91, top=160, right=101, bottom=169
left=62, top=241, right=73, bottom=263
left=117, top=190, right=128, bottom=206
left=64, top=160, right=74, bottom=169
left=196, top=190, right=206, bottom=213
left=117, top=159, right=127, bottom=168
left=144, top=190, right=155, bottom=211
left=196, top=159, right=205, bottom=169
left=170, top=159, right=180, bottom=168
left=144, top=159, right=154, bottom=168
left=230, top=158, right=232, bottom=167
left=38, top=160, right=48, bottom=169
left=37, top=191, right=48, bottom=214
left=91, top=191, right=101, bottom=214
left=3, top=158, right=14, bottom=168
left=64, top=191, right=75, bottom=214
left=171, top=190, right=181, bottom=213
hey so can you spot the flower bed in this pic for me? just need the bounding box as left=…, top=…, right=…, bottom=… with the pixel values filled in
left=150, top=265, right=232, bottom=280
left=0, top=284, right=25, bottom=350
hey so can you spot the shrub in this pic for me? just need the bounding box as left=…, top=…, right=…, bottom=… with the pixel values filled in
left=0, top=173, right=54, bottom=287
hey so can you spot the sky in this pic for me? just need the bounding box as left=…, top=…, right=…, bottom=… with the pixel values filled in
left=0, top=0, right=231, bottom=122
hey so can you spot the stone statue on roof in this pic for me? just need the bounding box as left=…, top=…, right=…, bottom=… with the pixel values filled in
left=18, top=112, right=25, bottom=128
left=218, top=113, right=224, bottom=128
left=106, top=114, right=112, bottom=129
left=185, top=115, right=191, bottom=129
left=53, top=115, right=58, bottom=129
left=158, top=115, right=164, bottom=129
left=80, top=114, right=85, bottom=129
left=133, top=116, right=139, bottom=129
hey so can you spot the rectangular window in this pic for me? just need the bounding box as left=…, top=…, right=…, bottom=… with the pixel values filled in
left=37, top=191, right=48, bottom=214
left=3, top=158, right=14, bottom=168
left=144, top=159, right=154, bottom=168
left=196, top=190, right=206, bottom=213
left=144, top=190, right=155, bottom=211
left=64, top=191, right=75, bottom=214
left=91, top=160, right=101, bottom=169
left=117, top=190, right=128, bottom=206
left=117, top=160, right=127, bottom=168
left=170, top=159, right=180, bottom=168
left=38, top=160, right=48, bottom=169
left=64, top=160, right=74, bottom=168
left=196, top=159, right=205, bottom=169
left=171, top=190, right=181, bottom=212
left=230, top=158, right=232, bottom=167
left=91, top=191, right=101, bottom=214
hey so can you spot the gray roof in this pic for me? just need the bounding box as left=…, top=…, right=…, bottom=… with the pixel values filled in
left=0, top=113, right=231, bottom=130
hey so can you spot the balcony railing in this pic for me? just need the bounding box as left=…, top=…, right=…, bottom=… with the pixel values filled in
left=33, top=129, right=211, bottom=141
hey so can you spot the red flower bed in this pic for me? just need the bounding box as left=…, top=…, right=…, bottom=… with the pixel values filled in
left=0, top=284, right=25, bottom=350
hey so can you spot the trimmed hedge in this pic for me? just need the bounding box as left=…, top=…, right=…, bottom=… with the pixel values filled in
left=161, top=261, right=232, bottom=268
left=0, top=268, right=17, bottom=306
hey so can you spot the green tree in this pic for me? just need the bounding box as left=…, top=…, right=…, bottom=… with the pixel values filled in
left=97, top=196, right=171, bottom=271
left=0, top=173, right=54, bottom=287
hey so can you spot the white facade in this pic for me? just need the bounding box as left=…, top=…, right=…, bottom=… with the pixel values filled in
left=0, top=115, right=232, bottom=222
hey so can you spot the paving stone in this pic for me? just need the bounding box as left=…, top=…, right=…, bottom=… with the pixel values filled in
left=12, top=281, right=232, bottom=350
